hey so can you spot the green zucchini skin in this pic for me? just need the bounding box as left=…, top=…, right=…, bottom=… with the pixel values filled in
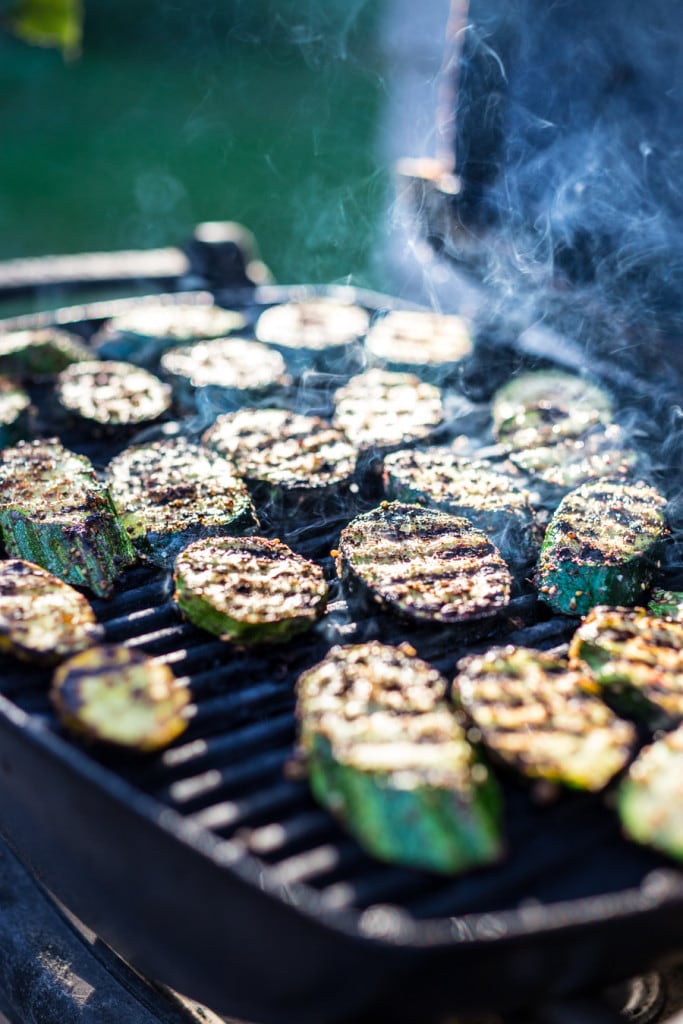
left=337, top=502, right=511, bottom=627
left=51, top=644, right=190, bottom=752
left=648, top=589, right=683, bottom=622
left=383, top=447, right=540, bottom=571
left=174, top=535, right=328, bottom=645
left=106, top=438, right=258, bottom=568
left=618, top=723, right=683, bottom=861
left=0, top=376, right=31, bottom=448
left=0, top=439, right=136, bottom=597
left=0, top=558, right=103, bottom=664
left=568, top=606, right=683, bottom=729
left=94, top=300, right=247, bottom=366
left=534, top=480, right=667, bottom=616
left=202, top=407, right=357, bottom=511
left=333, top=369, right=445, bottom=453
left=0, top=327, right=91, bottom=378
left=296, top=641, right=503, bottom=874
left=454, top=646, right=637, bottom=791
left=55, top=360, right=172, bottom=433
left=365, top=310, right=473, bottom=381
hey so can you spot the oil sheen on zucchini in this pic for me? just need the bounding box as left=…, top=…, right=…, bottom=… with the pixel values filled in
left=296, top=641, right=503, bottom=874
left=454, top=646, right=636, bottom=791
left=569, top=606, right=683, bottom=729
left=51, top=645, right=190, bottom=751
left=174, top=535, right=328, bottom=644
left=0, top=438, right=136, bottom=597
left=0, top=558, right=103, bottom=664
left=106, top=438, right=258, bottom=568
left=535, top=479, right=667, bottom=616
left=337, top=502, right=511, bottom=627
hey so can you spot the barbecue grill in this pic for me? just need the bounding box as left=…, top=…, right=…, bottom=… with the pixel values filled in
left=0, top=215, right=682, bottom=1024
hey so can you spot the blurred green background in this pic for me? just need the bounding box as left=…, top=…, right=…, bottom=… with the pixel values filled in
left=0, top=0, right=393, bottom=289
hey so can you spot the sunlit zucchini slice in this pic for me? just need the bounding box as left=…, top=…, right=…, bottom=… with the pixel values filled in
left=55, top=360, right=171, bottom=431
left=535, top=480, right=667, bottom=616
left=202, top=407, right=357, bottom=508
left=492, top=370, right=613, bottom=446
left=94, top=298, right=247, bottom=365
left=333, top=369, right=445, bottom=452
left=106, top=438, right=258, bottom=568
left=383, top=447, right=540, bottom=571
left=454, top=646, right=636, bottom=791
left=174, top=535, right=328, bottom=644
left=568, top=606, right=683, bottom=729
left=618, top=723, right=683, bottom=861
left=0, top=327, right=90, bottom=378
left=337, top=502, right=511, bottom=627
left=365, top=309, right=472, bottom=380
left=0, top=438, right=135, bottom=597
left=0, top=376, right=31, bottom=448
left=255, top=297, right=369, bottom=371
left=296, top=641, right=503, bottom=874
left=51, top=645, right=190, bottom=751
left=160, top=337, right=289, bottom=411
left=0, top=558, right=103, bottom=664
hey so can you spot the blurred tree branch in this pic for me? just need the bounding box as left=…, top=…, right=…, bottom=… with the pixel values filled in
left=3, top=0, right=83, bottom=58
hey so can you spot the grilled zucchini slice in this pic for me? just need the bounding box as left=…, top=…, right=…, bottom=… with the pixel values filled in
left=337, top=502, right=511, bottom=627
left=333, top=369, right=445, bottom=452
left=106, top=438, right=258, bottom=568
left=94, top=299, right=247, bottom=365
left=0, top=376, right=31, bottom=447
left=160, top=337, right=289, bottom=411
left=202, top=408, right=357, bottom=509
left=174, top=536, right=328, bottom=644
left=296, top=641, right=503, bottom=874
left=454, top=646, right=637, bottom=791
left=365, top=310, right=473, bottom=379
left=0, top=327, right=90, bottom=378
left=492, top=370, right=613, bottom=446
left=535, top=480, right=667, bottom=616
left=0, top=558, right=103, bottom=664
left=255, top=298, right=369, bottom=371
left=617, top=723, right=683, bottom=861
left=55, top=360, right=171, bottom=432
left=0, top=438, right=135, bottom=597
left=383, top=447, right=540, bottom=571
left=51, top=645, right=189, bottom=751
left=568, top=606, right=683, bottom=729
left=648, top=589, right=683, bottom=621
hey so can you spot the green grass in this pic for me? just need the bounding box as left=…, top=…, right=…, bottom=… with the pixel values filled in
left=0, top=0, right=389, bottom=288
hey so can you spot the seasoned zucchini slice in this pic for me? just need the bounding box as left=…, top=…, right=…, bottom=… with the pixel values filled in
left=507, top=425, right=638, bottom=498
left=94, top=299, right=246, bottom=365
left=0, top=558, right=103, bottom=664
left=255, top=298, right=369, bottom=371
left=337, top=502, right=512, bottom=627
left=333, top=369, right=445, bottom=452
left=55, top=360, right=171, bottom=430
left=648, top=589, right=683, bottom=622
left=174, top=536, right=328, bottom=644
left=106, top=438, right=258, bottom=568
left=383, top=447, right=540, bottom=570
left=0, top=438, right=135, bottom=597
left=296, top=641, right=503, bottom=874
left=160, top=337, right=289, bottom=410
left=454, top=646, right=637, bottom=791
left=618, top=723, right=683, bottom=861
left=492, top=370, right=613, bottom=445
left=0, top=376, right=31, bottom=447
left=365, top=310, right=473, bottom=378
left=535, top=480, right=667, bottom=616
left=202, top=408, right=357, bottom=507
left=568, top=606, right=683, bottom=729
left=0, top=327, right=90, bottom=378
left=51, top=645, right=189, bottom=751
